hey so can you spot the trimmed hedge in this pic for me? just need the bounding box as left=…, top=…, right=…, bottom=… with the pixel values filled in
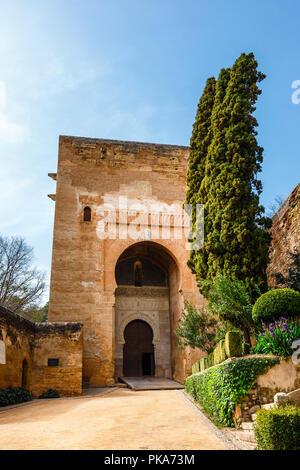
left=191, top=331, right=244, bottom=374
left=252, top=288, right=300, bottom=323
left=39, top=389, right=60, bottom=399
left=0, top=387, right=31, bottom=407
left=224, top=331, right=243, bottom=357
left=185, top=357, right=279, bottom=426
left=254, top=405, right=300, bottom=450
left=192, top=361, right=200, bottom=374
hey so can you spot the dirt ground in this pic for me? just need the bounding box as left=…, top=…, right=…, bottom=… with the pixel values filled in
left=0, top=389, right=227, bottom=450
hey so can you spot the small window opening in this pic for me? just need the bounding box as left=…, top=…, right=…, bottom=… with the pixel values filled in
left=48, top=358, right=59, bottom=367
left=83, top=206, right=91, bottom=222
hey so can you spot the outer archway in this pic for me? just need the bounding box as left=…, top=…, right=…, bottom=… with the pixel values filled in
left=123, top=320, right=155, bottom=377
left=114, top=241, right=179, bottom=381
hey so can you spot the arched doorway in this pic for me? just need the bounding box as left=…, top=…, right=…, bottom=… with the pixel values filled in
left=114, top=241, right=178, bottom=381
left=123, top=320, right=155, bottom=377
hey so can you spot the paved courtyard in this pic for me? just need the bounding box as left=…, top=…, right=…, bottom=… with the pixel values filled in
left=0, top=389, right=227, bottom=450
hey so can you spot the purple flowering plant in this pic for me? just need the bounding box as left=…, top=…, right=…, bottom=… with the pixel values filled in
left=253, top=317, right=300, bottom=356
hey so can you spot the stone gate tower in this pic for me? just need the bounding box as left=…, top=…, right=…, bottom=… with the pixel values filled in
left=48, top=136, right=204, bottom=387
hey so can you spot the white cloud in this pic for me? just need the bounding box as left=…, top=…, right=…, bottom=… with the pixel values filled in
left=0, top=80, right=28, bottom=143
left=28, top=57, right=111, bottom=100
left=0, top=112, right=27, bottom=143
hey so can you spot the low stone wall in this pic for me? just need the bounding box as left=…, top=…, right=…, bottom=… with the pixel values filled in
left=31, top=322, right=83, bottom=397
left=0, top=306, right=83, bottom=397
left=234, top=357, right=300, bottom=424
left=0, top=307, right=35, bottom=390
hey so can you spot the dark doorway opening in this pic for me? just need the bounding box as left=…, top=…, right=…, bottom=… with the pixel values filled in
left=142, top=352, right=154, bottom=376
left=123, top=320, right=155, bottom=377
left=21, top=359, right=28, bottom=389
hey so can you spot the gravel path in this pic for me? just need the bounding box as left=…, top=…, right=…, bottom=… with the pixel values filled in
left=0, top=388, right=227, bottom=450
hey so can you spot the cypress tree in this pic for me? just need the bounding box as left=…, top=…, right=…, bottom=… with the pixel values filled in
left=189, top=68, right=231, bottom=292
left=189, top=53, right=271, bottom=300
left=185, top=77, right=216, bottom=275
left=186, top=77, right=216, bottom=207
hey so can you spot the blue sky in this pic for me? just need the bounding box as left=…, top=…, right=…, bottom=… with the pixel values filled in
left=0, top=0, right=299, bottom=302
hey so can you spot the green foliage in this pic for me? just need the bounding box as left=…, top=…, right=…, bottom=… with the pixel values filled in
left=38, top=389, right=60, bottom=399
left=252, top=288, right=300, bottom=323
left=175, top=301, right=217, bottom=353
left=185, top=357, right=279, bottom=426
left=186, top=76, right=216, bottom=208
left=199, top=358, right=208, bottom=371
left=192, top=330, right=243, bottom=374
left=21, top=301, right=49, bottom=323
left=208, top=275, right=254, bottom=344
left=254, top=405, right=300, bottom=450
left=187, top=53, right=271, bottom=300
left=213, top=339, right=226, bottom=365
left=186, top=77, right=216, bottom=274
left=214, top=321, right=239, bottom=343
left=272, top=250, right=300, bottom=292
left=208, top=353, right=214, bottom=368
left=252, top=318, right=300, bottom=356
left=0, top=387, right=31, bottom=407
left=224, top=331, right=243, bottom=357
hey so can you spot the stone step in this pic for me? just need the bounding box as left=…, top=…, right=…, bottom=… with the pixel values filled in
left=241, top=421, right=254, bottom=431
left=251, top=413, right=257, bottom=422
left=236, top=430, right=256, bottom=444
left=261, top=403, right=275, bottom=410
left=114, top=383, right=128, bottom=388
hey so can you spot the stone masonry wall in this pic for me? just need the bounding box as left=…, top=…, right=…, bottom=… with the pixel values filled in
left=0, top=306, right=83, bottom=397
left=267, top=183, right=300, bottom=286
left=48, top=136, right=205, bottom=386
left=31, top=322, right=83, bottom=397
left=0, top=306, right=35, bottom=390
left=234, top=357, right=300, bottom=425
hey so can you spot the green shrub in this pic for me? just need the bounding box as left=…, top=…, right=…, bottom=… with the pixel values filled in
left=254, top=405, right=300, bottom=450
left=0, top=387, right=31, bottom=407
left=175, top=301, right=217, bottom=352
left=38, top=389, right=60, bottom=399
left=208, top=353, right=214, bottom=368
left=213, top=343, right=220, bottom=365
left=219, top=340, right=226, bottom=362
left=185, top=357, right=279, bottom=426
left=252, top=288, right=300, bottom=323
left=224, top=331, right=243, bottom=357
left=199, top=358, right=207, bottom=371
left=212, top=340, right=227, bottom=365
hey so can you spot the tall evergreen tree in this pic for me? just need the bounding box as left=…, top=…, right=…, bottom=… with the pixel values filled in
left=188, top=53, right=271, bottom=299
left=186, top=77, right=216, bottom=207
left=189, top=68, right=231, bottom=291
left=185, top=77, right=216, bottom=276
